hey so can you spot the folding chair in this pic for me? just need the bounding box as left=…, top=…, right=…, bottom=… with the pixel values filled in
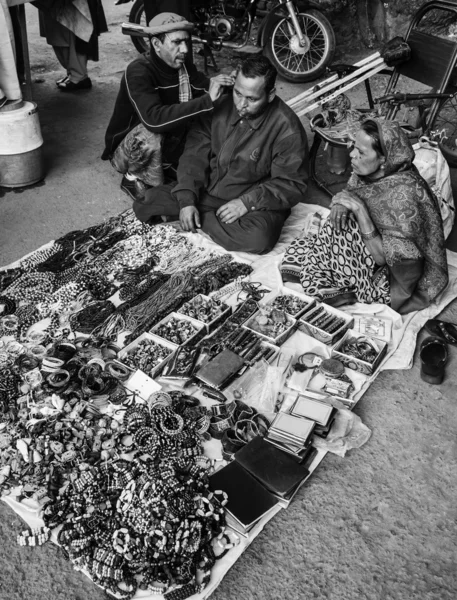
left=289, top=0, right=457, bottom=196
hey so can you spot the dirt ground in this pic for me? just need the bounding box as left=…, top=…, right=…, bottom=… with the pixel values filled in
left=0, top=4, right=457, bottom=600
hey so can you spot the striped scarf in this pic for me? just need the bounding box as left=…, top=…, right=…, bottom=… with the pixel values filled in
left=178, top=65, right=192, bottom=103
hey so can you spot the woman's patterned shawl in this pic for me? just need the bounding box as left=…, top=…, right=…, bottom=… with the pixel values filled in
left=347, top=119, right=448, bottom=310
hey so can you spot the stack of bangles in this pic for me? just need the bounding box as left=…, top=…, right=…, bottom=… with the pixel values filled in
left=41, top=356, right=65, bottom=373
left=221, top=411, right=270, bottom=461
left=340, top=336, right=379, bottom=363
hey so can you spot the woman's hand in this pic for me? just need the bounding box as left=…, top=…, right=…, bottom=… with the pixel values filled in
left=332, top=190, right=366, bottom=215
left=329, top=203, right=350, bottom=233
left=330, top=190, right=369, bottom=233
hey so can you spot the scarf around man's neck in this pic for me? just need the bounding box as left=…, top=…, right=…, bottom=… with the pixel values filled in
left=178, top=65, right=192, bottom=103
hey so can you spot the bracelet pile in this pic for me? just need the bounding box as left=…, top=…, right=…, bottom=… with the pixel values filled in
left=0, top=212, right=265, bottom=599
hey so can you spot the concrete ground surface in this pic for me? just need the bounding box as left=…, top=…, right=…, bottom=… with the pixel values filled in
left=0, top=4, right=456, bottom=600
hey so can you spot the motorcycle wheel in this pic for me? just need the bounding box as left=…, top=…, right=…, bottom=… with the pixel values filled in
left=264, top=9, right=335, bottom=83
left=129, top=0, right=149, bottom=54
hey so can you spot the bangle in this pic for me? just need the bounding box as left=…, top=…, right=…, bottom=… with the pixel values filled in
left=361, top=228, right=379, bottom=241
left=46, top=369, right=70, bottom=388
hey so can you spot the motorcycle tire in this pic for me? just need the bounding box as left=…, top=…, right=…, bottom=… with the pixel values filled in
left=264, top=9, right=335, bottom=83
left=431, top=93, right=457, bottom=168
left=129, top=0, right=149, bottom=54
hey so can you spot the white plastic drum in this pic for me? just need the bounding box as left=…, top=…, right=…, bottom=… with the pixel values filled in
left=0, top=101, right=45, bottom=188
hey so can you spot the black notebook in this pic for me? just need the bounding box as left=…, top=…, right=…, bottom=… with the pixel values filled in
left=209, top=460, right=280, bottom=531
left=235, top=435, right=316, bottom=499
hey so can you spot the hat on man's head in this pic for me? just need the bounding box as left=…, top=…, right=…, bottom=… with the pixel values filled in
left=144, top=12, right=194, bottom=36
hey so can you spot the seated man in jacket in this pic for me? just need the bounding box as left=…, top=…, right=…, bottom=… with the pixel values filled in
left=133, top=55, right=309, bottom=254
left=102, top=11, right=233, bottom=199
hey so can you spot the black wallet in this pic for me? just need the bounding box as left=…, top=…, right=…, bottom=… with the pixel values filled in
left=235, top=435, right=315, bottom=498
left=194, top=349, right=245, bottom=389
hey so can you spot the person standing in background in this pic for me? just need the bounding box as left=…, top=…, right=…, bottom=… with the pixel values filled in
left=37, top=0, right=107, bottom=91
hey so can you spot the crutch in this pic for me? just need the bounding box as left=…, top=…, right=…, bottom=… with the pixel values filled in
left=287, top=52, right=387, bottom=117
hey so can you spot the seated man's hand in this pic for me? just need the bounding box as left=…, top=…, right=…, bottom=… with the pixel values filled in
left=209, top=73, right=236, bottom=102
left=216, top=199, right=248, bottom=225
left=180, top=206, right=201, bottom=233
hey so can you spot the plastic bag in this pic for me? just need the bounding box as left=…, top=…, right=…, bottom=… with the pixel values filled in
left=413, top=139, right=455, bottom=239
left=312, top=408, right=371, bottom=457
left=227, top=358, right=288, bottom=415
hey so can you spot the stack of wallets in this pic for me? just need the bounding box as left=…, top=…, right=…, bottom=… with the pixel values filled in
left=234, top=436, right=317, bottom=501
left=265, top=412, right=315, bottom=460
left=290, top=395, right=337, bottom=438
left=194, top=349, right=245, bottom=390
left=209, top=459, right=280, bottom=537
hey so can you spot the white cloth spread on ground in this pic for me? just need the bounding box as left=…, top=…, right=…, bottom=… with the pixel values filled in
left=2, top=202, right=457, bottom=600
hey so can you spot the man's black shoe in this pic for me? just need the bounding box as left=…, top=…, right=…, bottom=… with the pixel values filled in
left=57, top=77, right=92, bottom=91
left=120, top=176, right=148, bottom=202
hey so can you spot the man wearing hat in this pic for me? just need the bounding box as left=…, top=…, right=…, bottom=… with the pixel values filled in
left=102, top=12, right=233, bottom=200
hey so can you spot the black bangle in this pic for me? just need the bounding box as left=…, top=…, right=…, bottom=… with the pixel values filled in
left=47, top=369, right=70, bottom=388
left=105, top=360, right=131, bottom=381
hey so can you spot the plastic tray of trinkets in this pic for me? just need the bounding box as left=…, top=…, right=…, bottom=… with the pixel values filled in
left=242, top=310, right=297, bottom=346
left=149, top=312, right=205, bottom=347
left=297, top=302, right=354, bottom=345
left=261, top=286, right=316, bottom=320
left=118, top=332, right=177, bottom=380
left=177, top=294, right=232, bottom=334
left=331, top=329, right=388, bottom=376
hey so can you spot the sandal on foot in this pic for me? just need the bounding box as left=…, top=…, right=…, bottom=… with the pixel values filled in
left=424, top=319, right=457, bottom=345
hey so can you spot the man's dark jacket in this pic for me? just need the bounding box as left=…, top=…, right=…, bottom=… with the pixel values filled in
left=173, top=94, right=309, bottom=212
left=102, top=50, right=211, bottom=165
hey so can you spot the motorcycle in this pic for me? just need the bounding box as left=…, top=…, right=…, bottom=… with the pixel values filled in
left=123, top=0, right=335, bottom=83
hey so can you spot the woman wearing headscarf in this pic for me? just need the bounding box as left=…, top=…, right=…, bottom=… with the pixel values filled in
left=297, top=119, right=448, bottom=314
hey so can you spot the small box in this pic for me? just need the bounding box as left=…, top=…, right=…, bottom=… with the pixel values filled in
left=264, top=286, right=315, bottom=319
left=243, top=311, right=296, bottom=346
left=298, top=302, right=353, bottom=345
left=150, top=312, right=205, bottom=346
left=352, top=315, right=392, bottom=344
left=118, top=332, right=177, bottom=379
left=332, top=329, right=388, bottom=376
left=177, top=294, right=232, bottom=334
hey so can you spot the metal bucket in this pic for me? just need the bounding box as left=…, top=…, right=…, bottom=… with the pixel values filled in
left=0, top=101, right=45, bottom=188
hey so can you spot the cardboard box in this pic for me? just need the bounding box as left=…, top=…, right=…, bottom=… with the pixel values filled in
left=297, top=302, right=353, bottom=345
left=177, top=294, right=232, bottom=334
left=150, top=312, right=205, bottom=346
left=331, top=329, right=388, bottom=376
left=118, top=332, right=176, bottom=379
left=243, top=311, right=297, bottom=346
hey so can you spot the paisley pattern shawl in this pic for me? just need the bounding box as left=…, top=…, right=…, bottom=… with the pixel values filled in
left=347, top=120, right=448, bottom=303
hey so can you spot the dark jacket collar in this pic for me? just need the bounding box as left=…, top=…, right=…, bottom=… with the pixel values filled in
left=146, top=49, right=181, bottom=77
left=229, top=96, right=280, bottom=130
